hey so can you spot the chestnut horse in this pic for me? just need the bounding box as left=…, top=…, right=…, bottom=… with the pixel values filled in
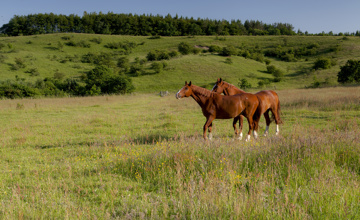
left=212, top=78, right=282, bottom=136
left=176, top=81, right=260, bottom=141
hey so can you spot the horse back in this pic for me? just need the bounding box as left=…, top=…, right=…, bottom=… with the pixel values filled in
left=210, top=93, right=258, bottom=119
left=255, top=90, right=279, bottom=110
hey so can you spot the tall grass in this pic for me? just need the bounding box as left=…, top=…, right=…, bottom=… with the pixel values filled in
left=0, top=86, right=359, bottom=218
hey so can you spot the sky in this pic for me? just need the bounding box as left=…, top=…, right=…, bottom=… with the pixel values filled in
left=1, top=0, right=359, bottom=34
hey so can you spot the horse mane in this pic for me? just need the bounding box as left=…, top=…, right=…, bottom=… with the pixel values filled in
left=224, top=81, right=245, bottom=93
left=191, top=85, right=213, bottom=97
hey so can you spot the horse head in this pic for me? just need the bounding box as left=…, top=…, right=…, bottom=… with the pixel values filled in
left=211, top=78, right=225, bottom=94
left=176, top=81, right=192, bottom=99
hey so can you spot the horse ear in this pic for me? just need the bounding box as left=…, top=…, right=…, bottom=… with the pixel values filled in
left=185, top=81, right=188, bottom=85
left=220, top=78, right=223, bottom=82
left=189, top=81, right=192, bottom=86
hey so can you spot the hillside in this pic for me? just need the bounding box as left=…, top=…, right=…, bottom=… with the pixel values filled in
left=1, top=34, right=360, bottom=94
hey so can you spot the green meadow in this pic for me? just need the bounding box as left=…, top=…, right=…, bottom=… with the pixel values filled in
left=1, top=86, right=360, bottom=219
left=1, top=33, right=360, bottom=218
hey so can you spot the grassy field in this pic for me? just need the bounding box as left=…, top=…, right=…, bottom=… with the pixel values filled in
left=1, top=86, right=360, bottom=219
left=1, top=34, right=360, bottom=93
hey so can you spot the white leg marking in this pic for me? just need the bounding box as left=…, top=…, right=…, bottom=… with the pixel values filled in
left=253, top=130, right=258, bottom=139
left=237, top=132, right=243, bottom=140
left=209, top=133, right=213, bottom=140
left=275, top=124, right=279, bottom=135
left=263, top=125, right=269, bottom=136
left=245, top=134, right=251, bottom=142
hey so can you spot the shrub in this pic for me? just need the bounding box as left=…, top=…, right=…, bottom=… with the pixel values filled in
left=257, top=79, right=271, bottom=88
left=178, top=42, right=192, bottom=55
left=238, top=78, right=252, bottom=90
left=337, top=60, right=360, bottom=83
left=85, top=65, right=135, bottom=94
left=90, top=37, right=103, bottom=44
left=314, top=57, right=334, bottom=70
left=0, top=43, right=5, bottom=50
left=0, top=81, right=40, bottom=99
left=0, top=54, right=7, bottom=63
left=266, top=65, right=277, bottom=74
left=151, top=62, right=163, bottom=73
left=273, top=69, right=284, bottom=82
left=209, top=45, right=222, bottom=53
left=25, top=68, right=39, bottom=76
left=220, top=46, right=237, bottom=56
left=224, top=58, right=233, bottom=64
left=14, top=57, right=26, bottom=68
left=117, top=57, right=130, bottom=71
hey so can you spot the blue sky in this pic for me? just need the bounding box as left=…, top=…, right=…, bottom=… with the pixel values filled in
left=1, top=0, right=359, bottom=34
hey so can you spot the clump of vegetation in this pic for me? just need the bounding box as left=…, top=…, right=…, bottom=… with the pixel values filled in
left=146, top=50, right=178, bottom=61
left=66, top=40, right=91, bottom=48
left=0, top=65, right=135, bottom=99
left=89, top=37, right=103, bottom=44
left=238, top=78, right=252, bottom=90
left=25, top=68, right=39, bottom=76
left=178, top=42, right=192, bottom=55
left=224, top=58, right=233, bottom=64
left=104, top=41, right=137, bottom=52
left=313, top=57, right=336, bottom=70
left=337, top=60, right=360, bottom=84
left=267, top=65, right=284, bottom=82
left=220, top=46, right=237, bottom=56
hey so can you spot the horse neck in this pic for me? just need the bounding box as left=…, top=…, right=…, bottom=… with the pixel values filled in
left=224, top=82, right=245, bottom=95
left=190, top=85, right=212, bottom=107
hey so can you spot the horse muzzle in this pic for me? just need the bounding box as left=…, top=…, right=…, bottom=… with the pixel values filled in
left=175, top=91, right=181, bottom=99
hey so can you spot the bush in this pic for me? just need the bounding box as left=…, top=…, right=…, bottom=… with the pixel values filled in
left=314, top=57, right=334, bottom=70
left=224, top=58, right=233, bottom=64
left=85, top=65, right=135, bottom=94
left=178, top=42, right=192, bottom=55
left=209, top=45, right=222, bottom=53
left=267, top=65, right=284, bottom=82
left=238, top=78, right=252, bottom=90
left=257, top=79, right=271, bottom=88
left=117, top=57, right=130, bottom=72
left=337, top=60, right=360, bottom=83
left=273, top=69, right=284, bottom=82
left=266, top=65, right=277, bottom=74
left=220, top=46, right=237, bottom=56
left=0, top=81, right=40, bottom=99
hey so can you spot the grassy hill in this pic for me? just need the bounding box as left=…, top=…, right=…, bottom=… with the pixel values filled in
left=1, top=34, right=360, bottom=93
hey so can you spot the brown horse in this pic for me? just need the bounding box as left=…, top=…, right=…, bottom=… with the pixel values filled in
left=176, top=81, right=260, bottom=141
left=212, top=78, right=282, bottom=136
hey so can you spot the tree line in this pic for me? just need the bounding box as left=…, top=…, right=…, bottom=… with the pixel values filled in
left=0, top=12, right=297, bottom=36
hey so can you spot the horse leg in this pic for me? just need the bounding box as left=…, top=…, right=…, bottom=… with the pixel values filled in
left=270, top=108, right=280, bottom=135
left=208, top=122, right=213, bottom=140
left=233, top=117, right=242, bottom=140
left=239, top=115, right=244, bottom=140
left=263, top=110, right=271, bottom=136
left=203, top=116, right=215, bottom=140
left=245, top=116, right=253, bottom=142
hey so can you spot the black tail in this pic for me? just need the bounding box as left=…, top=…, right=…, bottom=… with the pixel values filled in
left=253, top=106, right=262, bottom=131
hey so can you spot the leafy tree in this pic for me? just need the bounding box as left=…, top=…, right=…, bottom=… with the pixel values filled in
left=337, top=60, right=360, bottom=83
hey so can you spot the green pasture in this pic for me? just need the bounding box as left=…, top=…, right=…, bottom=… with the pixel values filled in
left=1, top=86, right=360, bottom=218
